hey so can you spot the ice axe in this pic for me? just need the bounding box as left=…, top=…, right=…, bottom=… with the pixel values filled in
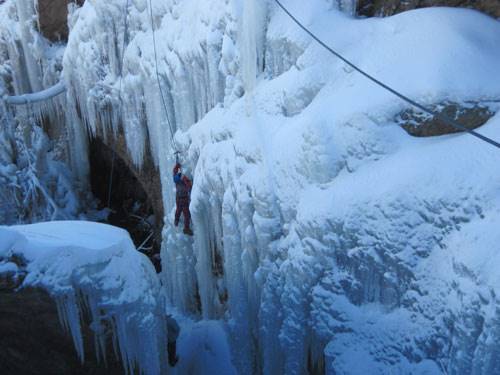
left=174, top=151, right=181, bottom=165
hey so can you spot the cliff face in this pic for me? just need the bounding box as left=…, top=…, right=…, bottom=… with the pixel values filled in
left=357, top=0, right=500, bottom=18
left=37, top=0, right=84, bottom=42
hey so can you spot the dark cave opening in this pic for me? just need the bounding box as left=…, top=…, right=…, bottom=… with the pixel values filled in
left=88, top=137, right=162, bottom=272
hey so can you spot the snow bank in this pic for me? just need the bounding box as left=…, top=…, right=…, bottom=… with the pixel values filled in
left=0, top=221, right=167, bottom=375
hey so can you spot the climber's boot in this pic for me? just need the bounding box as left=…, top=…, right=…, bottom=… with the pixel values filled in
left=183, top=227, right=193, bottom=236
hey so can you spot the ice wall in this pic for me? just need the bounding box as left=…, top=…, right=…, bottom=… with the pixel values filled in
left=164, top=4, right=500, bottom=375
left=62, top=0, right=269, bottom=217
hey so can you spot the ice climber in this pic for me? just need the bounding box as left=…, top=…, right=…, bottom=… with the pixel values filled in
left=166, top=315, right=180, bottom=367
left=173, top=162, right=193, bottom=236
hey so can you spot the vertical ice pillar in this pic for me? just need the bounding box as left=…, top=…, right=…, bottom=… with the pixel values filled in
left=240, top=0, right=267, bottom=112
left=15, top=0, right=43, bottom=93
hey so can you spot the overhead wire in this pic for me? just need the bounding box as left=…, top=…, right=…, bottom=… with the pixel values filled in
left=273, top=0, right=500, bottom=150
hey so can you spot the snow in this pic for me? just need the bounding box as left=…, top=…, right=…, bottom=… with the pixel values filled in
left=176, top=319, right=237, bottom=375
left=5, top=81, right=67, bottom=105
left=166, top=4, right=500, bottom=374
left=0, top=261, right=19, bottom=275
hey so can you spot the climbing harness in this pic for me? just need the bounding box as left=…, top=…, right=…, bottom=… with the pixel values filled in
left=273, top=0, right=500, bottom=150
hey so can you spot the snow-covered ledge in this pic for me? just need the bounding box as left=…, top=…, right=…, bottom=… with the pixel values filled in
left=0, top=221, right=167, bottom=375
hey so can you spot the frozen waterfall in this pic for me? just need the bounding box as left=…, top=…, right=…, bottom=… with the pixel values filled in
left=2, top=0, right=500, bottom=374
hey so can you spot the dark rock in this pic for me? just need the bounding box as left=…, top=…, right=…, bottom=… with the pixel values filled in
left=37, top=0, right=85, bottom=42
left=0, top=287, right=124, bottom=375
left=88, top=131, right=164, bottom=269
left=357, top=0, right=500, bottom=19
left=397, top=101, right=495, bottom=137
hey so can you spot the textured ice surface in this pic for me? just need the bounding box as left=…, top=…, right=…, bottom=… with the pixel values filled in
left=167, top=5, right=500, bottom=375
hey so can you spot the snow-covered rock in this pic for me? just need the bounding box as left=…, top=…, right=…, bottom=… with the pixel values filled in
left=0, top=221, right=167, bottom=375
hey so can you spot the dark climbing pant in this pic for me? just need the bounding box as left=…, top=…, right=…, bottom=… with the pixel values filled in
left=168, top=341, right=178, bottom=366
left=175, top=198, right=191, bottom=230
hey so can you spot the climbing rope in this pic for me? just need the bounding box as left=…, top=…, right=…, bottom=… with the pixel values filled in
left=107, top=0, right=131, bottom=208
left=147, top=0, right=176, bottom=147
left=274, top=0, right=500, bottom=150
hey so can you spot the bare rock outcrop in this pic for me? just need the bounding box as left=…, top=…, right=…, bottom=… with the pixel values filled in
left=37, top=0, right=84, bottom=42
left=397, top=101, right=496, bottom=137
left=357, top=0, right=500, bottom=18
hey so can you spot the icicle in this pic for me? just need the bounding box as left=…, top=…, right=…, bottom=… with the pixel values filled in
left=337, top=0, right=357, bottom=16
left=55, top=292, right=85, bottom=363
left=241, top=0, right=260, bottom=92
left=14, top=0, right=43, bottom=92
left=53, top=282, right=167, bottom=375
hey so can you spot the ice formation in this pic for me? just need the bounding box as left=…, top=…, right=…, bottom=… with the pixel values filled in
left=0, top=221, right=168, bottom=375
left=0, top=0, right=90, bottom=225
left=2, top=0, right=500, bottom=374
left=159, top=4, right=500, bottom=374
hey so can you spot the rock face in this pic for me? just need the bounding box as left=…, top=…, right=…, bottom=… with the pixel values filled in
left=88, top=133, right=164, bottom=262
left=37, top=0, right=84, bottom=42
left=0, top=286, right=123, bottom=375
left=397, top=101, right=496, bottom=137
left=357, top=0, right=500, bottom=18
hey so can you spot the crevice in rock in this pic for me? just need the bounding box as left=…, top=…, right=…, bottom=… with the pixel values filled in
left=88, top=137, right=162, bottom=271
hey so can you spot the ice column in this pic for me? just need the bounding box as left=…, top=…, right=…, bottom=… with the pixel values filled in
left=240, top=0, right=267, bottom=112
left=15, top=0, right=43, bottom=92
